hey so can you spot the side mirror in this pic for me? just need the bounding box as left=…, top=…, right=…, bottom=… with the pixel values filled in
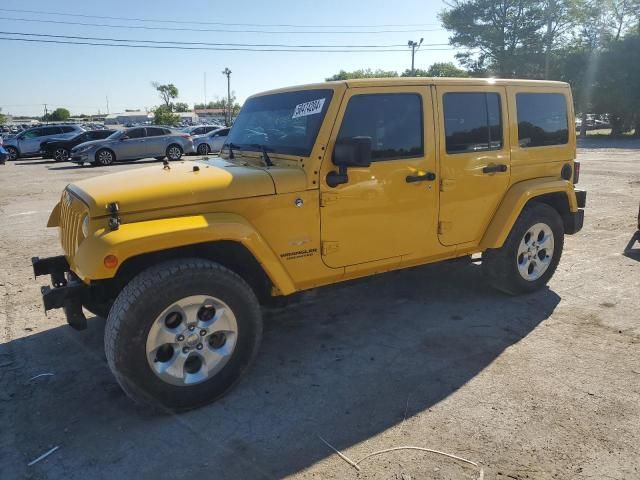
left=332, top=136, right=372, bottom=168
left=327, top=136, right=372, bottom=187
left=120, top=135, right=129, bottom=141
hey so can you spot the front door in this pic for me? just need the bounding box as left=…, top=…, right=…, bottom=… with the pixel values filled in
left=119, top=127, right=148, bottom=159
left=320, top=87, right=437, bottom=268
left=19, top=127, right=47, bottom=155
left=436, top=86, right=511, bottom=246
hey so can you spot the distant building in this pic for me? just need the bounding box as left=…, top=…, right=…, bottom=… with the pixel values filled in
left=105, top=111, right=152, bottom=125
left=194, top=108, right=227, bottom=124
left=176, top=111, right=198, bottom=124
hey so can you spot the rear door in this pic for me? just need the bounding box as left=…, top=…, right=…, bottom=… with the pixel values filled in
left=145, top=127, right=171, bottom=156
left=435, top=86, right=510, bottom=246
left=210, top=128, right=229, bottom=152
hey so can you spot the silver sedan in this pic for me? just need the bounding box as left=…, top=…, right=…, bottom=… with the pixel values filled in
left=193, top=127, right=230, bottom=155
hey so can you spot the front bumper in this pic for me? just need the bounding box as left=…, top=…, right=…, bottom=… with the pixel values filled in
left=70, top=153, right=91, bottom=164
left=32, top=255, right=88, bottom=330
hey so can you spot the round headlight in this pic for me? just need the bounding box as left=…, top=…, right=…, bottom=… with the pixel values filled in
left=81, top=215, right=90, bottom=238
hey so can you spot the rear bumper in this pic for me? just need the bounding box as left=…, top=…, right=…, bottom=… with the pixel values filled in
left=32, top=255, right=88, bottom=330
left=565, top=189, right=587, bottom=235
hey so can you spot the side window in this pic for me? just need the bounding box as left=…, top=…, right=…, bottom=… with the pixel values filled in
left=146, top=127, right=166, bottom=137
left=516, top=93, right=568, bottom=147
left=126, top=128, right=146, bottom=139
left=443, top=92, right=503, bottom=154
left=23, top=128, right=43, bottom=139
left=337, top=93, right=423, bottom=161
left=219, top=128, right=230, bottom=136
left=43, top=126, right=62, bottom=136
left=61, top=126, right=76, bottom=133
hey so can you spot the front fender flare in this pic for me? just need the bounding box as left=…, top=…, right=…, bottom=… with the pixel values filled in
left=74, top=213, right=296, bottom=295
left=480, top=178, right=578, bottom=249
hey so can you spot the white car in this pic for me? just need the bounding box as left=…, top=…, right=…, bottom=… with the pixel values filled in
left=193, top=127, right=230, bottom=155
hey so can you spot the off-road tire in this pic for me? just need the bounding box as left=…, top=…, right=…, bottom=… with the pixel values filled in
left=95, top=148, right=115, bottom=166
left=166, top=144, right=183, bottom=161
left=482, top=202, right=564, bottom=295
left=5, top=146, right=18, bottom=161
left=104, top=258, right=262, bottom=412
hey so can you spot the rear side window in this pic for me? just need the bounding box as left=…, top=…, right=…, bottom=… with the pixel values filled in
left=42, top=126, right=62, bottom=135
left=60, top=126, right=76, bottom=133
left=516, top=93, right=568, bottom=147
left=146, top=127, right=167, bottom=136
left=337, top=93, right=423, bottom=161
left=443, top=92, right=503, bottom=154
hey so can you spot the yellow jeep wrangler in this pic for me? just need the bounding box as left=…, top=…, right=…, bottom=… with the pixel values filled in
left=33, top=78, right=586, bottom=411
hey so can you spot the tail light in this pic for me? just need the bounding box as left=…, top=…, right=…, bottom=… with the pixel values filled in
left=180, top=134, right=192, bottom=140
left=573, top=161, right=580, bottom=184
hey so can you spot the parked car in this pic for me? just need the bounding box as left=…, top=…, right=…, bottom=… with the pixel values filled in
left=69, top=126, right=195, bottom=166
left=41, top=129, right=116, bottom=161
left=3, top=125, right=85, bottom=160
left=193, top=127, right=230, bottom=155
left=182, top=124, right=222, bottom=136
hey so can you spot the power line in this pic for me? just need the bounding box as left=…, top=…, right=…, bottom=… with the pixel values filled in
left=0, top=31, right=450, bottom=49
left=0, top=7, right=440, bottom=28
left=0, top=36, right=455, bottom=53
left=0, top=16, right=443, bottom=34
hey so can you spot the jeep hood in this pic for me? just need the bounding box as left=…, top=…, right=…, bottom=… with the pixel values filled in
left=67, top=159, right=276, bottom=216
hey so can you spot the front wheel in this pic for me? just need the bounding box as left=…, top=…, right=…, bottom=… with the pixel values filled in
left=482, top=202, right=564, bottom=295
left=166, top=144, right=183, bottom=161
left=104, top=259, right=262, bottom=412
left=95, top=148, right=115, bottom=166
left=5, top=146, right=18, bottom=161
left=53, top=147, right=69, bottom=162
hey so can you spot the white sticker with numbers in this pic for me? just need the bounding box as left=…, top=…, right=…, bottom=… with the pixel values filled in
left=292, top=98, right=326, bottom=118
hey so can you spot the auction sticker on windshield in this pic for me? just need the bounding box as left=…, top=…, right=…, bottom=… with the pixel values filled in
left=292, top=98, right=326, bottom=118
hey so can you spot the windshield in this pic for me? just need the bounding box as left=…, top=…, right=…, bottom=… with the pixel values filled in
left=225, top=89, right=334, bottom=156
left=106, top=130, right=123, bottom=140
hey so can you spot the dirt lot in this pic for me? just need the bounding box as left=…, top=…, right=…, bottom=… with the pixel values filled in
left=1, top=140, right=639, bottom=480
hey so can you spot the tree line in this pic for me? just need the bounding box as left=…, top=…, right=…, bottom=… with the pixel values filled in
left=328, top=0, right=640, bottom=136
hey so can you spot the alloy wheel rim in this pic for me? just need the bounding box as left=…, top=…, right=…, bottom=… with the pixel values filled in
left=198, top=144, right=208, bottom=155
left=145, top=295, right=238, bottom=386
left=516, top=222, right=554, bottom=281
left=8, top=148, right=17, bottom=160
left=168, top=147, right=181, bottom=160
left=98, top=151, right=112, bottom=165
left=54, top=148, right=68, bottom=161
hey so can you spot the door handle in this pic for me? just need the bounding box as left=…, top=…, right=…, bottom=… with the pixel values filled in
left=482, top=164, right=508, bottom=174
left=406, top=172, right=436, bottom=183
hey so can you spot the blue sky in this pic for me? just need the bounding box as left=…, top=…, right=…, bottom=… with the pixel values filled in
left=0, top=0, right=457, bottom=117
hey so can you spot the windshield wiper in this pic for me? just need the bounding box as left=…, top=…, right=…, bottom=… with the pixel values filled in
left=249, top=144, right=274, bottom=167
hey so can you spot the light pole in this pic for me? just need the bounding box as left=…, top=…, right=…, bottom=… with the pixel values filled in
left=222, top=67, right=232, bottom=126
left=407, top=38, right=423, bottom=76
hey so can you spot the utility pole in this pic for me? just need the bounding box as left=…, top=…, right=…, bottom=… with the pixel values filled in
left=203, top=72, right=207, bottom=108
left=43, top=104, right=48, bottom=123
left=222, top=67, right=232, bottom=126
left=106, top=96, right=110, bottom=114
left=407, top=38, right=423, bottom=75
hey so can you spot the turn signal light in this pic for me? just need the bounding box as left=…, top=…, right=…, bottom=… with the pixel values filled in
left=104, top=255, right=118, bottom=269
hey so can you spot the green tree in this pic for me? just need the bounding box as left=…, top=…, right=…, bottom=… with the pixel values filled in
left=153, top=105, right=179, bottom=126
left=44, top=108, right=70, bottom=122
left=0, top=108, right=6, bottom=125
left=440, top=0, right=547, bottom=77
left=401, top=62, right=469, bottom=77
left=151, top=82, right=179, bottom=109
left=325, top=68, right=398, bottom=81
left=174, top=102, right=190, bottom=113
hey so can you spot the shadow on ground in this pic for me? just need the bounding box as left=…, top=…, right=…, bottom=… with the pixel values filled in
left=1, top=261, right=560, bottom=479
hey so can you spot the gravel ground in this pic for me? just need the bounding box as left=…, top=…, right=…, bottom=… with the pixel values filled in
left=1, top=140, right=639, bottom=480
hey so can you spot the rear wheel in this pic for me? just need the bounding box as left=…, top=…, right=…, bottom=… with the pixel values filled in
left=5, top=146, right=18, bottom=161
left=104, top=259, right=262, bottom=411
left=166, top=144, right=183, bottom=161
left=95, top=148, right=115, bottom=166
left=197, top=143, right=210, bottom=155
left=53, top=147, right=69, bottom=162
left=482, top=202, right=564, bottom=295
